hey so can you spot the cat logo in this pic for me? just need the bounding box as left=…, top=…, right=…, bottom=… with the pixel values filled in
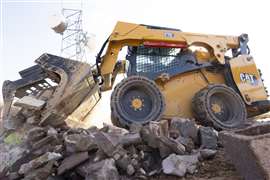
left=240, top=73, right=258, bottom=86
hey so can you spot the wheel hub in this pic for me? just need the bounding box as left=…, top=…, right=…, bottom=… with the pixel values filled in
left=211, top=103, right=222, bottom=114
left=131, top=97, right=144, bottom=110
left=210, top=93, right=233, bottom=123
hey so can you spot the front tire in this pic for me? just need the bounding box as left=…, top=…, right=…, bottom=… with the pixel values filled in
left=110, top=76, right=165, bottom=128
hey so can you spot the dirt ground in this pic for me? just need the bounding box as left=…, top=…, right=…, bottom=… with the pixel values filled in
left=153, top=148, right=242, bottom=180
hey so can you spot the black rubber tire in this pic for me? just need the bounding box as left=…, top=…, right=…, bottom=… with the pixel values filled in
left=192, top=84, right=247, bottom=130
left=110, top=111, right=123, bottom=128
left=110, top=76, right=165, bottom=128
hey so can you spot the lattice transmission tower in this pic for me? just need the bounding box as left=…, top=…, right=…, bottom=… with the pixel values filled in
left=50, top=1, right=87, bottom=62
left=60, top=8, right=87, bottom=61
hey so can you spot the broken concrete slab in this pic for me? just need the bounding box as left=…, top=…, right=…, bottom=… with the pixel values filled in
left=199, top=149, right=217, bottom=160
left=94, top=131, right=135, bottom=174
left=2, top=110, right=27, bottom=131
left=126, top=164, right=136, bottom=175
left=93, top=149, right=107, bottom=162
left=47, top=126, right=58, bottom=136
left=177, top=136, right=195, bottom=153
left=14, top=96, right=45, bottom=110
left=162, top=153, right=199, bottom=177
left=119, top=133, right=142, bottom=146
left=141, top=151, right=162, bottom=175
left=31, top=135, right=57, bottom=150
left=141, top=121, right=185, bottom=157
left=78, top=158, right=119, bottom=180
left=199, top=126, right=218, bottom=150
left=0, top=144, right=27, bottom=174
left=64, top=133, right=97, bottom=153
left=102, top=123, right=129, bottom=135
left=7, top=172, right=22, bottom=180
left=158, top=136, right=186, bottom=157
left=129, top=123, right=143, bottom=133
left=140, top=123, right=160, bottom=149
left=115, top=154, right=136, bottom=175
left=58, top=151, right=89, bottom=175
left=94, top=131, right=123, bottom=156
left=220, top=123, right=270, bottom=180
left=52, top=144, right=63, bottom=152
left=26, top=127, right=46, bottom=143
left=170, top=117, right=198, bottom=142
left=19, top=152, right=62, bottom=175
left=22, top=161, right=54, bottom=180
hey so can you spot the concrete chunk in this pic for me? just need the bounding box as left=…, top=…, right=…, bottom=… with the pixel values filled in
left=31, top=136, right=56, bottom=150
left=58, top=152, right=89, bottom=175
left=177, top=136, right=195, bottom=153
left=94, top=131, right=135, bottom=174
left=199, top=126, right=218, bottom=150
left=220, top=123, right=270, bottom=180
left=14, top=96, right=45, bottom=110
left=0, top=145, right=27, bottom=175
left=199, top=149, right=217, bottom=160
left=78, top=159, right=119, bottom=180
left=162, top=153, right=199, bottom=177
left=102, top=123, right=129, bottom=135
left=64, top=134, right=97, bottom=153
left=141, top=121, right=185, bottom=157
left=27, top=127, right=46, bottom=142
left=19, top=152, right=62, bottom=175
left=22, top=161, right=54, bottom=180
left=170, top=117, right=198, bottom=142
left=119, top=133, right=142, bottom=146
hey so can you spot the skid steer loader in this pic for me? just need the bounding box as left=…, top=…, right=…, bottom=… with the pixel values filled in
left=94, top=21, right=270, bottom=129
left=2, top=21, right=269, bottom=130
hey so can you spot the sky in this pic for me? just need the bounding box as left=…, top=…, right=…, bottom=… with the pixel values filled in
left=1, top=0, right=270, bottom=105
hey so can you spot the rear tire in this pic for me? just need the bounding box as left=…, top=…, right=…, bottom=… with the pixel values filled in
left=111, top=76, right=165, bottom=128
left=192, top=84, right=247, bottom=130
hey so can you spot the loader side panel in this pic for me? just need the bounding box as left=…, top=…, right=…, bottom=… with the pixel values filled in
left=229, top=55, right=268, bottom=104
left=156, top=70, right=225, bottom=118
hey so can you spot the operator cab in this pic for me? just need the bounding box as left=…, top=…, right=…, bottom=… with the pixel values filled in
left=125, top=46, right=209, bottom=80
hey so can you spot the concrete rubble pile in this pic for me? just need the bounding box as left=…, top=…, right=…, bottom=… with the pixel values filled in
left=0, top=115, right=219, bottom=180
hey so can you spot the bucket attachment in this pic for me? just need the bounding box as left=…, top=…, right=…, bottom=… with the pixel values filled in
left=1, top=53, right=100, bottom=128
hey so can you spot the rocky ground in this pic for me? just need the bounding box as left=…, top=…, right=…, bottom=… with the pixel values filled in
left=0, top=113, right=243, bottom=180
left=1, top=97, right=269, bottom=180
left=0, top=104, right=2, bottom=120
